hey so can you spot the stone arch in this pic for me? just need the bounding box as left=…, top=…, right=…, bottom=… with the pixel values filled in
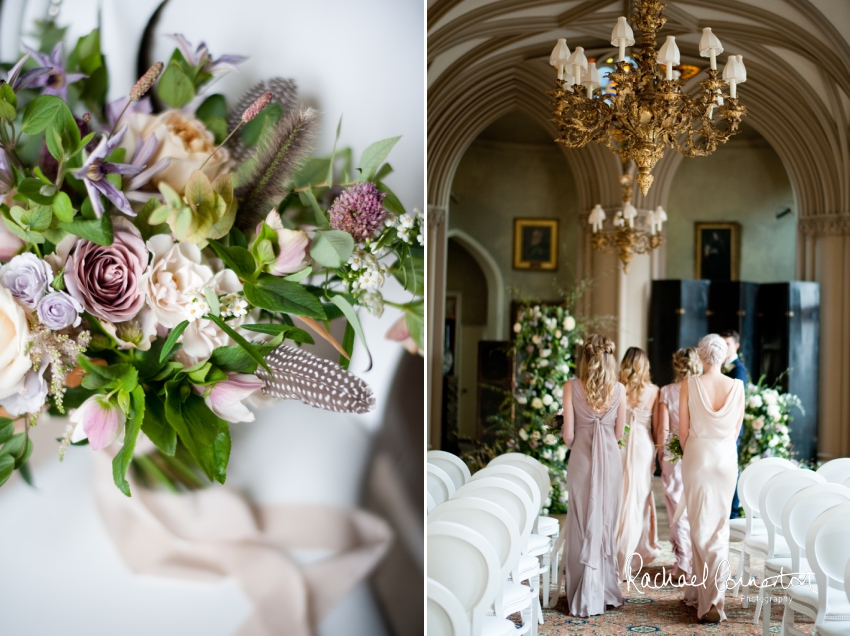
left=447, top=229, right=506, bottom=340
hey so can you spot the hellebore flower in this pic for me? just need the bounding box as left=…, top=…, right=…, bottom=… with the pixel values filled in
left=22, top=43, right=85, bottom=100
left=262, top=210, right=310, bottom=276
left=73, top=125, right=141, bottom=217
left=328, top=183, right=387, bottom=240
left=203, top=374, right=265, bottom=423
left=124, top=133, right=171, bottom=203
left=70, top=395, right=126, bottom=451
left=2, top=54, right=50, bottom=92
left=166, top=34, right=247, bottom=75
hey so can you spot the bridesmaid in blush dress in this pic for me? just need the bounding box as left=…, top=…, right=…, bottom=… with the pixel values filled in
left=616, top=347, right=661, bottom=576
left=655, top=348, right=702, bottom=578
left=561, top=334, right=627, bottom=617
left=676, top=334, right=745, bottom=623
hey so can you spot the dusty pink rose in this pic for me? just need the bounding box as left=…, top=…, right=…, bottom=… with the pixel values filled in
left=65, top=217, right=148, bottom=322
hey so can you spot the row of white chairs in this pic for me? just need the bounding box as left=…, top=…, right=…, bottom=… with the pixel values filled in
left=730, top=456, right=850, bottom=635
left=427, top=451, right=562, bottom=636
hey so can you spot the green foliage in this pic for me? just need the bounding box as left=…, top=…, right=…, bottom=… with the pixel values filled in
left=0, top=83, right=17, bottom=121
left=310, top=230, right=354, bottom=268
left=244, top=274, right=327, bottom=319
left=157, top=51, right=196, bottom=109
left=195, top=94, right=228, bottom=144
left=112, top=386, right=145, bottom=496
left=357, top=136, right=401, bottom=182
left=149, top=172, right=236, bottom=247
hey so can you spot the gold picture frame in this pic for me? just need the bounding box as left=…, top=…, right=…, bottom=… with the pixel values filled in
left=513, top=218, right=558, bottom=270
left=694, top=222, right=741, bottom=281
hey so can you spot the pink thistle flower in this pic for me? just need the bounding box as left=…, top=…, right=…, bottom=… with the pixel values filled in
left=328, top=183, right=387, bottom=240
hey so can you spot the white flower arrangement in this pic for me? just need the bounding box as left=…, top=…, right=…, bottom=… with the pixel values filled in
left=740, top=375, right=802, bottom=468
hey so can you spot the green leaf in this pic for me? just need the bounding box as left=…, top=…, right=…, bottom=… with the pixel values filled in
left=392, top=245, right=425, bottom=295
left=358, top=136, right=401, bottom=182
left=18, top=178, right=57, bottom=205
left=80, top=65, right=108, bottom=106
left=157, top=61, right=196, bottom=109
left=60, top=211, right=113, bottom=246
left=243, top=275, right=327, bottom=319
left=134, top=197, right=169, bottom=241
left=21, top=95, right=65, bottom=134
left=46, top=102, right=81, bottom=162
left=376, top=181, right=406, bottom=216
left=283, top=266, right=312, bottom=282
left=330, top=295, right=372, bottom=370
left=53, top=192, right=76, bottom=222
left=204, top=287, right=220, bottom=318
left=0, top=454, right=14, bottom=488
left=209, top=337, right=282, bottom=373
left=0, top=83, right=17, bottom=120
left=164, top=381, right=223, bottom=481
left=240, top=102, right=282, bottom=148
left=310, top=230, right=355, bottom=268
left=141, top=394, right=177, bottom=456
left=340, top=321, right=355, bottom=370
left=21, top=205, right=53, bottom=232
left=403, top=300, right=424, bottom=349
left=242, top=323, right=314, bottom=344
left=1, top=433, right=33, bottom=468
left=300, top=188, right=329, bottom=229
left=213, top=424, right=231, bottom=485
left=208, top=314, right=271, bottom=373
left=0, top=419, right=15, bottom=445
left=327, top=115, right=342, bottom=185
left=208, top=241, right=257, bottom=280
left=160, top=320, right=189, bottom=362
left=112, top=386, right=145, bottom=496
left=196, top=94, right=228, bottom=144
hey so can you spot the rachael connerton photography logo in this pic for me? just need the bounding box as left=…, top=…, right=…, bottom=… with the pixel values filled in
left=624, top=553, right=815, bottom=594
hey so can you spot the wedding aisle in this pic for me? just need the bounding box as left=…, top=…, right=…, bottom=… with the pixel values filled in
left=539, top=478, right=815, bottom=635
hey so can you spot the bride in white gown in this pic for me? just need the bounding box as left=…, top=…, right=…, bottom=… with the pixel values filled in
left=676, top=334, right=745, bottom=623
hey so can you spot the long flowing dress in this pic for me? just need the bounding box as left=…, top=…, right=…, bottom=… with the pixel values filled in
left=563, top=379, right=625, bottom=617
left=659, top=383, right=692, bottom=575
left=678, top=376, right=745, bottom=621
left=616, top=387, right=661, bottom=576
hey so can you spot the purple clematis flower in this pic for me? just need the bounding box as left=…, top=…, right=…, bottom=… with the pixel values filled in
left=167, top=34, right=247, bottom=75
left=2, top=54, right=50, bottom=92
left=124, top=133, right=171, bottom=203
left=22, top=43, right=85, bottom=100
left=73, top=125, right=141, bottom=218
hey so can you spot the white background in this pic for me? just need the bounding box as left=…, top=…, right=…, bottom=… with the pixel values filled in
left=0, top=1, right=424, bottom=634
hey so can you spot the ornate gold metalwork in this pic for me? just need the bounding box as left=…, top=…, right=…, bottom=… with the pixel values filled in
left=549, top=0, right=746, bottom=195
left=588, top=173, right=664, bottom=272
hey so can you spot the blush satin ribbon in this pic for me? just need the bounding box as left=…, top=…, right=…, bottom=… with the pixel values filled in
left=93, top=453, right=393, bottom=636
left=577, top=413, right=608, bottom=570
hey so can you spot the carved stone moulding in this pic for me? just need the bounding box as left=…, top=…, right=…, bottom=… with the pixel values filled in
left=799, top=214, right=850, bottom=236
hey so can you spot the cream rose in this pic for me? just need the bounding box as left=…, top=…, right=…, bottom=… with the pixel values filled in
left=0, top=285, right=32, bottom=400
left=121, top=110, right=230, bottom=192
left=145, top=235, right=215, bottom=329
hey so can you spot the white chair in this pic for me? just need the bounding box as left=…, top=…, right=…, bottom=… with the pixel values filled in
left=779, top=483, right=850, bottom=635
left=454, top=477, right=540, bottom=635
left=473, top=465, right=552, bottom=611
left=428, top=522, right=516, bottom=636
left=815, top=555, right=850, bottom=636
left=733, top=457, right=796, bottom=604
left=429, top=450, right=473, bottom=492
left=817, top=457, right=850, bottom=484
left=792, top=503, right=850, bottom=635
left=753, top=469, right=825, bottom=634
left=428, top=492, right=437, bottom=514
left=430, top=498, right=532, bottom=634
left=429, top=464, right=456, bottom=506
left=428, top=578, right=470, bottom=636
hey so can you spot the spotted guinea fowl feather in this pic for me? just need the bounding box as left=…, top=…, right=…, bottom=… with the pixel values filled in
left=257, top=345, right=375, bottom=414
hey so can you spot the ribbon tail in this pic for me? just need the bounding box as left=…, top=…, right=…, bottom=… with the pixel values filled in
left=579, top=419, right=605, bottom=569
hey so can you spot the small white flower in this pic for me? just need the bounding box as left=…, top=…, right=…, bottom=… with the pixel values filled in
left=398, top=213, right=415, bottom=229
left=555, top=330, right=562, bottom=338
left=516, top=395, right=528, bottom=405
left=748, top=394, right=763, bottom=409
left=544, top=433, right=557, bottom=445
left=531, top=430, right=541, bottom=440
left=538, top=359, right=549, bottom=368
left=557, top=445, right=567, bottom=461
left=563, top=316, right=576, bottom=331
left=560, top=337, right=569, bottom=347
left=542, top=394, right=554, bottom=406
left=763, top=390, right=778, bottom=406
left=752, top=417, right=764, bottom=430
left=768, top=436, right=779, bottom=447
left=540, top=348, right=551, bottom=358
left=531, top=397, right=543, bottom=409
left=542, top=449, right=553, bottom=460
left=513, top=323, right=522, bottom=333
left=519, top=428, right=529, bottom=441
left=766, top=404, right=781, bottom=421
left=532, top=335, right=541, bottom=345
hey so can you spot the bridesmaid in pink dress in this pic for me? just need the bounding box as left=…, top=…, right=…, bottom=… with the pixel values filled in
left=561, top=334, right=627, bottom=617
left=616, top=347, right=661, bottom=576
left=677, top=334, right=745, bottom=623
left=655, top=348, right=702, bottom=578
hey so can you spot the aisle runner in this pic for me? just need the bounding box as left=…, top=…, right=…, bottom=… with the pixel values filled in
left=94, top=454, right=393, bottom=636
left=541, top=540, right=814, bottom=635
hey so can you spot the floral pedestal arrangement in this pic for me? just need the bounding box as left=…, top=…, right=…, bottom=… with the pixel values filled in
left=740, top=376, right=802, bottom=468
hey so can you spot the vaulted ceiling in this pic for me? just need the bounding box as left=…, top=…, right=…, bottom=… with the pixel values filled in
left=428, top=0, right=850, bottom=230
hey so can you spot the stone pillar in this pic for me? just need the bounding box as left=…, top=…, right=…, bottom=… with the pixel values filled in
left=427, top=205, right=448, bottom=449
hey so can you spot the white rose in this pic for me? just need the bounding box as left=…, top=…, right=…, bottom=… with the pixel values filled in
left=178, top=269, right=247, bottom=366
left=542, top=394, right=554, bottom=406
left=145, top=235, right=215, bottom=329
left=763, top=390, right=778, bottom=406
left=532, top=335, right=541, bottom=345
left=555, top=330, right=562, bottom=338
left=557, top=445, right=567, bottom=461
left=752, top=417, right=764, bottom=430
left=538, top=359, right=549, bottom=368
left=120, top=110, right=230, bottom=193
left=748, top=394, right=763, bottom=409
left=540, top=348, right=551, bottom=358
left=766, top=404, right=781, bottom=421
left=516, top=395, right=528, bottom=405
left=563, top=316, right=576, bottom=331
left=513, top=322, right=521, bottom=333
left=544, top=433, right=558, bottom=445
left=531, top=430, right=541, bottom=440
left=542, top=449, right=553, bottom=460
left=531, top=397, right=543, bottom=409
left=768, top=436, right=779, bottom=448
left=0, top=285, right=31, bottom=400
left=519, top=428, right=529, bottom=441
left=560, top=337, right=569, bottom=347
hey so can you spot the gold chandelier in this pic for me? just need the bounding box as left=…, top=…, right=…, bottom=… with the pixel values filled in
left=548, top=0, right=747, bottom=195
left=588, top=171, right=666, bottom=272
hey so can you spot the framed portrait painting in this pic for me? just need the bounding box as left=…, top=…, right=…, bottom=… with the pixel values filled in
left=695, top=222, right=741, bottom=281
left=513, top=218, right=558, bottom=270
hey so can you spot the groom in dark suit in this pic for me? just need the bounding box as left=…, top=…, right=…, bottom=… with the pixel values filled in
left=721, top=330, right=748, bottom=518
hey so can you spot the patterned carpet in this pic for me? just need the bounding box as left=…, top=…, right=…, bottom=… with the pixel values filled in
left=537, top=479, right=814, bottom=635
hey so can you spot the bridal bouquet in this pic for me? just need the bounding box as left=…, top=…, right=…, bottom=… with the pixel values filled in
left=0, top=24, right=423, bottom=494
left=664, top=434, right=683, bottom=463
